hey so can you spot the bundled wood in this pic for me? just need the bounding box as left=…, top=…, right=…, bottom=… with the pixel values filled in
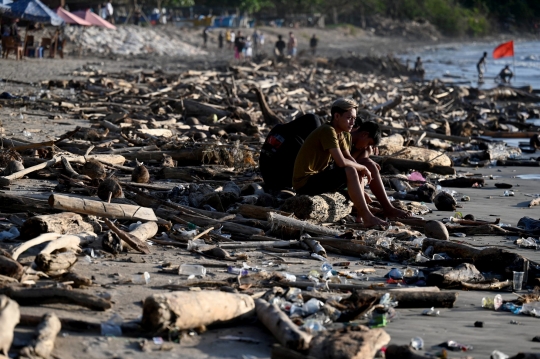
left=19, top=313, right=61, bottom=359
left=280, top=192, right=352, bottom=223
left=255, top=298, right=312, bottom=351
left=142, top=291, right=255, bottom=332
left=0, top=295, right=19, bottom=356
left=48, top=194, right=157, bottom=221
left=20, top=212, right=94, bottom=239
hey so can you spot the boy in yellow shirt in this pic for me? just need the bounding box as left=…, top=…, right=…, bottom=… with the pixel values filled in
left=293, top=98, right=408, bottom=227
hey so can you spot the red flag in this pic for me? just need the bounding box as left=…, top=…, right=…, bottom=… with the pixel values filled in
left=493, top=40, right=514, bottom=59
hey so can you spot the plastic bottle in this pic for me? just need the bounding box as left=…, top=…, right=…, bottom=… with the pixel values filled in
left=321, top=263, right=333, bottom=272
left=521, top=302, right=540, bottom=317
left=303, top=298, right=324, bottom=315
left=227, top=266, right=248, bottom=276
left=410, top=337, right=424, bottom=350
left=179, top=264, right=206, bottom=277
left=132, top=272, right=150, bottom=285
left=282, top=272, right=296, bottom=282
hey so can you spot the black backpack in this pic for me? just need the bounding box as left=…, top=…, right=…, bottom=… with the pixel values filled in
left=259, top=114, right=322, bottom=190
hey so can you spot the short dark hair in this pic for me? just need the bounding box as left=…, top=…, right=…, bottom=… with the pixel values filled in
left=358, top=121, right=381, bottom=146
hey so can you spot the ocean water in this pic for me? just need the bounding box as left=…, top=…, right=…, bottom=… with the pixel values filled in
left=400, top=39, right=540, bottom=89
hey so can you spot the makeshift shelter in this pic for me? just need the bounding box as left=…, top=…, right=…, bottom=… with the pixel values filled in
left=72, top=10, right=116, bottom=29
left=55, top=7, right=91, bottom=26
left=4, top=0, right=64, bottom=26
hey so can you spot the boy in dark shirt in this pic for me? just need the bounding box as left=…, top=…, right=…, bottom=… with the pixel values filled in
left=275, top=35, right=286, bottom=57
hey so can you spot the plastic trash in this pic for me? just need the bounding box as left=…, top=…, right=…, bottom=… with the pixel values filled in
left=422, top=307, right=440, bottom=316
left=0, top=227, right=20, bottom=241
left=411, top=237, right=424, bottom=248
left=282, top=272, right=296, bottom=282
left=100, top=314, right=123, bottom=336
left=387, top=268, right=403, bottom=280
left=227, top=266, right=248, bottom=276
left=132, top=272, right=150, bottom=285
left=303, top=298, right=324, bottom=315
left=186, top=238, right=207, bottom=251
left=501, top=302, right=522, bottom=314
left=128, top=222, right=142, bottom=231
left=321, top=263, right=333, bottom=272
left=410, top=337, right=424, bottom=350
left=408, top=172, right=426, bottom=182
left=415, top=253, right=429, bottom=262
left=179, top=264, right=206, bottom=277
left=482, top=294, right=503, bottom=310
left=516, top=237, right=537, bottom=249
left=301, top=318, right=326, bottom=332
left=521, top=302, right=540, bottom=317
left=491, top=350, right=509, bottom=359
left=439, top=340, right=473, bottom=351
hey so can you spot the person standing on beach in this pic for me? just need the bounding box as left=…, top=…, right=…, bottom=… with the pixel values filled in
left=106, top=1, right=114, bottom=24
left=230, top=30, right=236, bottom=51
left=477, top=52, right=488, bottom=80
left=287, top=32, right=297, bottom=57
left=218, top=31, right=224, bottom=49
left=202, top=26, right=209, bottom=48
left=275, top=35, right=286, bottom=58
left=292, top=98, right=389, bottom=228
left=252, top=30, right=259, bottom=55
left=414, top=56, right=425, bottom=81
left=310, top=34, right=318, bottom=55
left=234, top=31, right=245, bottom=60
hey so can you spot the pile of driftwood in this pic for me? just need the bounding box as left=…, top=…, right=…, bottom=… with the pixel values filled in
left=0, top=58, right=539, bottom=359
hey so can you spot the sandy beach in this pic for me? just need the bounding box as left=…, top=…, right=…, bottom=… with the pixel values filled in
left=1, top=25, right=540, bottom=359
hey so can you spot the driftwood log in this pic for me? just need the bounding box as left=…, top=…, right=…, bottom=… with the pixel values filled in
left=280, top=192, right=353, bottom=223
left=0, top=250, right=24, bottom=280
left=371, top=156, right=455, bottom=176
left=20, top=212, right=94, bottom=239
left=142, top=291, right=255, bottom=333
left=48, top=194, right=157, bottom=221
left=439, top=177, right=485, bottom=188
left=237, top=204, right=292, bottom=221
left=0, top=286, right=111, bottom=310
left=104, top=219, right=155, bottom=254
left=267, top=212, right=341, bottom=237
left=0, top=295, right=19, bottom=356
left=255, top=298, right=312, bottom=351
left=35, top=252, right=78, bottom=276
left=319, top=239, right=387, bottom=259
left=19, top=313, right=61, bottom=359
left=0, top=193, right=53, bottom=213
left=308, top=327, right=390, bottom=359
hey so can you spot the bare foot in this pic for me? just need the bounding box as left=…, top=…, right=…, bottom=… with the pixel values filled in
left=356, top=215, right=388, bottom=228
left=368, top=205, right=384, bottom=215
left=384, top=207, right=411, bottom=219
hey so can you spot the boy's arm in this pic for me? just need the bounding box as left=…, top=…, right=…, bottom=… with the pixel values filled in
left=329, top=147, right=372, bottom=183
left=341, top=148, right=356, bottom=162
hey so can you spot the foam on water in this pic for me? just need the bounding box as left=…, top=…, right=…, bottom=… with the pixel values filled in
left=400, top=40, right=540, bottom=89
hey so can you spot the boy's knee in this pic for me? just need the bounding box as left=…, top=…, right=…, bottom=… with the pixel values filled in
left=344, top=166, right=359, bottom=179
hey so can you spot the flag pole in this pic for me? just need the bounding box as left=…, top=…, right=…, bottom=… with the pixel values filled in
left=513, top=54, right=516, bottom=82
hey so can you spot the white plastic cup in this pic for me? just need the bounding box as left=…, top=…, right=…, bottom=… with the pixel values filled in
left=513, top=271, right=524, bottom=291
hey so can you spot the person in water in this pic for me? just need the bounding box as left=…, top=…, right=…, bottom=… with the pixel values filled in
left=496, top=65, right=513, bottom=83
left=477, top=52, right=488, bottom=80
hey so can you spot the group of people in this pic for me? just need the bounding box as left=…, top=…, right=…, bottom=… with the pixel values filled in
left=1, top=18, right=20, bottom=42
left=97, top=1, right=115, bottom=24
left=477, top=52, right=513, bottom=83
left=208, top=29, right=266, bottom=60
left=260, top=98, right=410, bottom=228
left=206, top=28, right=319, bottom=61
left=274, top=32, right=318, bottom=59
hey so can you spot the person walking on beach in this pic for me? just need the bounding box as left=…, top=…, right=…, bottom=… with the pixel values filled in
left=477, top=52, right=488, bottom=80
left=287, top=32, right=297, bottom=57
left=202, top=26, right=209, bottom=48
left=292, top=98, right=391, bottom=228
left=310, top=34, right=318, bottom=55
left=234, top=31, right=245, bottom=60
left=230, top=30, right=236, bottom=50
left=106, top=1, right=114, bottom=24
left=496, top=65, right=513, bottom=83
left=252, top=30, right=259, bottom=55
left=275, top=35, right=286, bottom=59
left=414, top=56, right=425, bottom=81
left=218, top=31, right=224, bottom=49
